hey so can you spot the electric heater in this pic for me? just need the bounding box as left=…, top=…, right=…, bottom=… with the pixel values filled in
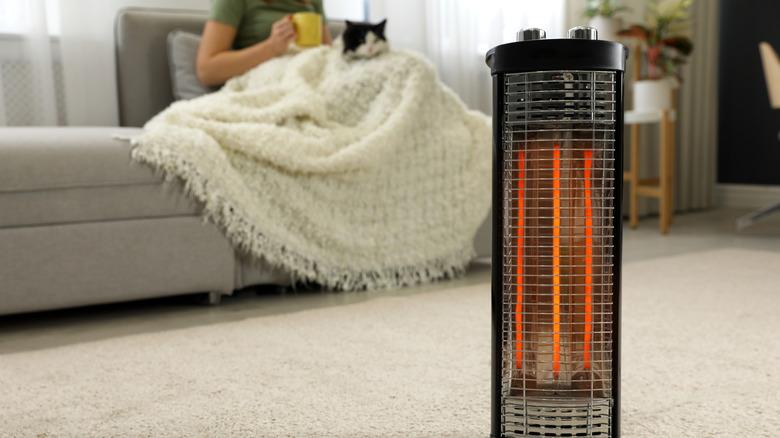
left=486, top=27, right=626, bottom=437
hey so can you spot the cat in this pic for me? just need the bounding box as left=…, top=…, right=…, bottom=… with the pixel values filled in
left=339, top=19, right=389, bottom=59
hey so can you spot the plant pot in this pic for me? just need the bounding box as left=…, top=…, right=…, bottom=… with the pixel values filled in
left=588, top=16, right=622, bottom=42
left=633, top=79, right=672, bottom=111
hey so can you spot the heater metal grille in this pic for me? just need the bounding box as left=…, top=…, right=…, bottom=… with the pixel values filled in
left=501, top=70, right=616, bottom=437
left=503, top=398, right=612, bottom=437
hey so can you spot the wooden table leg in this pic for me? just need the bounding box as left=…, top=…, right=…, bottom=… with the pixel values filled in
left=659, top=111, right=671, bottom=234
left=629, top=123, right=640, bottom=229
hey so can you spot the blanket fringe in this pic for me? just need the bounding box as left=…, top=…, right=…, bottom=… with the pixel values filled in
left=132, top=147, right=475, bottom=291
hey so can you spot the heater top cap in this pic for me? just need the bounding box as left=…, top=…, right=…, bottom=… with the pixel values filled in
left=486, top=26, right=627, bottom=75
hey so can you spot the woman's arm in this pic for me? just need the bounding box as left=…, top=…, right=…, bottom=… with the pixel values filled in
left=196, top=17, right=296, bottom=86
left=322, top=25, right=333, bottom=45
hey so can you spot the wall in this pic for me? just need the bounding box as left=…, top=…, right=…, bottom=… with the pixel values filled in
left=326, top=0, right=366, bottom=21
left=367, top=0, right=426, bottom=53
left=717, top=0, right=780, bottom=186
left=59, top=0, right=210, bottom=126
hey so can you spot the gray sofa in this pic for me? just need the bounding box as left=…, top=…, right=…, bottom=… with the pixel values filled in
left=0, top=7, right=490, bottom=316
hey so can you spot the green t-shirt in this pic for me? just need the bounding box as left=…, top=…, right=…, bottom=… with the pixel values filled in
left=210, top=0, right=325, bottom=49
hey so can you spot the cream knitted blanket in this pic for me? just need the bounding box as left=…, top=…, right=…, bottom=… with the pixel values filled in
left=132, top=47, right=490, bottom=290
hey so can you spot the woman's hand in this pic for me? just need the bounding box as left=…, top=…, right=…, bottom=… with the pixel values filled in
left=266, top=15, right=296, bottom=56
left=196, top=16, right=297, bottom=86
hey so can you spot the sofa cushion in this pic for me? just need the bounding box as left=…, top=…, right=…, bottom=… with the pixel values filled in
left=0, top=217, right=235, bottom=315
left=0, top=127, right=199, bottom=228
left=167, top=30, right=214, bottom=100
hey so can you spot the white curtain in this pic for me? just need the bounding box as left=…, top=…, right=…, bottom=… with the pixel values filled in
left=371, top=0, right=565, bottom=114
left=0, top=0, right=211, bottom=127
left=567, top=0, right=719, bottom=213
left=0, top=0, right=62, bottom=126
left=675, top=0, right=718, bottom=211
left=617, top=0, right=718, bottom=214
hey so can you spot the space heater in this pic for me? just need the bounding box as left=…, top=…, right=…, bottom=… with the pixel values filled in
left=486, top=27, right=626, bottom=437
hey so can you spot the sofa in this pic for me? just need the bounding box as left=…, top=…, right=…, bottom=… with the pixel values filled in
left=0, top=7, right=491, bottom=316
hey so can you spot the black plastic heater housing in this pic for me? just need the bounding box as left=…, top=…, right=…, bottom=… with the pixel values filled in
left=487, top=35, right=627, bottom=438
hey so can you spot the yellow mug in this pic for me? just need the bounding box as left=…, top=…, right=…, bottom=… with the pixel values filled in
left=292, top=12, right=322, bottom=47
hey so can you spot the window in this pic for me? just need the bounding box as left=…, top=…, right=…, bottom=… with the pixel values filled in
left=0, top=0, right=61, bottom=36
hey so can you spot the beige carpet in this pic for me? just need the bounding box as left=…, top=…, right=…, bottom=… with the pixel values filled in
left=1, top=249, right=779, bottom=437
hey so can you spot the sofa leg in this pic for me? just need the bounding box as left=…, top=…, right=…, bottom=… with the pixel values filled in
left=206, top=291, right=222, bottom=305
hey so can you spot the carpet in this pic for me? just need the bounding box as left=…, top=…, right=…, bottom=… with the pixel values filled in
left=1, top=249, right=778, bottom=437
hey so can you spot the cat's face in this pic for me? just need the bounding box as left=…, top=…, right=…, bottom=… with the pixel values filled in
left=341, top=19, right=388, bottom=59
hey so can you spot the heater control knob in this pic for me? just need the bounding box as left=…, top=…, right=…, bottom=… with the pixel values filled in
left=516, top=28, right=546, bottom=42
left=568, top=26, right=599, bottom=40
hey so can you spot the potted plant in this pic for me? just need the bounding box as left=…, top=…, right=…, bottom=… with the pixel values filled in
left=584, top=0, right=629, bottom=42
left=619, top=0, right=695, bottom=111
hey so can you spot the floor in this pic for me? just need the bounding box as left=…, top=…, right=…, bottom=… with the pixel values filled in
left=1, top=207, right=779, bottom=354
left=622, top=207, right=780, bottom=263
left=2, top=208, right=779, bottom=436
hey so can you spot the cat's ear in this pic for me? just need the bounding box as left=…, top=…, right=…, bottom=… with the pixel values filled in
left=345, top=20, right=354, bottom=26
left=375, top=19, right=387, bottom=34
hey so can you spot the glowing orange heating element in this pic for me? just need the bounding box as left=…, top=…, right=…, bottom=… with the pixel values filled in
left=515, top=151, right=525, bottom=370
left=583, top=150, right=594, bottom=370
left=552, top=145, right=561, bottom=376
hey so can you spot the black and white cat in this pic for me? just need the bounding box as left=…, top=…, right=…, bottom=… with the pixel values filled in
left=338, top=19, right=389, bottom=59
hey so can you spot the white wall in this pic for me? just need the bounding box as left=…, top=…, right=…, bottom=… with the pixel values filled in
left=325, top=0, right=365, bottom=20
left=367, top=0, right=426, bottom=53
left=59, top=0, right=210, bottom=126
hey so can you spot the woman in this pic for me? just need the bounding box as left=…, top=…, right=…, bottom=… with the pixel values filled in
left=197, top=0, right=333, bottom=86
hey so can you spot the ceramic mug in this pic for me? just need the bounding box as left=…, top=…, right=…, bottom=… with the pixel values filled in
left=292, top=12, right=322, bottom=47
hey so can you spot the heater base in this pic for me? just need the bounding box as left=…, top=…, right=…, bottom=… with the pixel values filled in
left=501, top=397, right=612, bottom=437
